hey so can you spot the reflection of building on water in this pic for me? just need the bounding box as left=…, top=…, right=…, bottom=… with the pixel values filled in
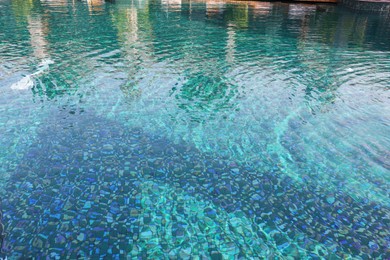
left=87, top=0, right=105, bottom=13
left=126, top=8, right=139, bottom=43
left=204, top=0, right=272, bottom=19
left=226, top=25, right=235, bottom=63
left=27, top=15, right=49, bottom=60
left=10, top=14, right=52, bottom=90
left=111, top=5, right=152, bottom=100
left=161, top=0, right=182, bottom=11
left=40, top=0, right=69, bottom=7
left=111, top=5, right=141, bottom=55
left=205, top=0, right=226, bottom=15
left=288, top=4, right=316, bottom=19
left=250, top=1, right=272, bottom=16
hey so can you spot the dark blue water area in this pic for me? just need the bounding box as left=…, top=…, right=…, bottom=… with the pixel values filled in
left=0, top=108, right=388, bottom=259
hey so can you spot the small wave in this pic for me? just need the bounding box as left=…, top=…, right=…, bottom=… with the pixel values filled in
left=10, top=59, right=54, bottom=90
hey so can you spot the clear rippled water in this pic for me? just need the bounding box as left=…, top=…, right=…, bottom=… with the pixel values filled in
left=0, top=0, right=389, bottom=258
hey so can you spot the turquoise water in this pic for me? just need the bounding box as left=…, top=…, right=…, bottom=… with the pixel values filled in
left=0, top=0, right=389, bottom=258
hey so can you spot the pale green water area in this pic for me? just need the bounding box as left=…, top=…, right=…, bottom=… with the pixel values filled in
left=0, top=0, right=389, bottom=258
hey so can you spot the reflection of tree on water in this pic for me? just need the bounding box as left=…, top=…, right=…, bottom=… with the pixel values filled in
left=223, top=3, right=249, bottom=28
left=296, top=12, right=339, bottom=112
left=10, top=0, right=34, bottom=18
left=114, top=6, right=143, bottom=100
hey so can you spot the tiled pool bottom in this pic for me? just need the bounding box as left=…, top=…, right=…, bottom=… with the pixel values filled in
left=0, top=111, right=388, bottom=259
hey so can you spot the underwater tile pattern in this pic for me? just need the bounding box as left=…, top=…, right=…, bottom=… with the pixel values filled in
left=0, top=0, right=390, bottom=258
left=0, top=112, right=389, bottom=258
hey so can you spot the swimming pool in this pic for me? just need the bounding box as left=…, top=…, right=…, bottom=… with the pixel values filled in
left=0, top=0, right=389, bottom=258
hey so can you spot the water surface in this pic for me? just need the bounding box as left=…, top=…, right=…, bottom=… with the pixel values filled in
left=0, top=0, right=389, bottom=258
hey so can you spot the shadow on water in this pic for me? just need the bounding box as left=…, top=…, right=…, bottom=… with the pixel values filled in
left=0, top=109, right=388, bottom=258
